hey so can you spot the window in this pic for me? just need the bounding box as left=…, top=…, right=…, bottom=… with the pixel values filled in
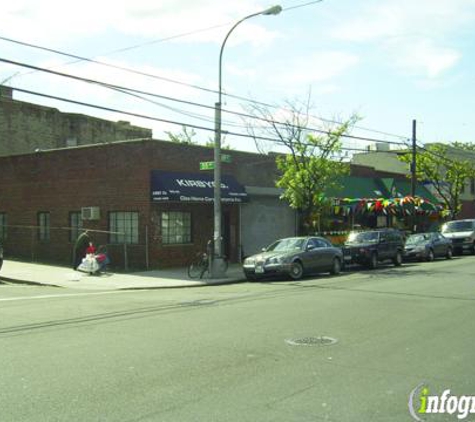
left=69, top=212, right=83, bottom=242
left=161, top=211, right=191, bottom=245
left=109, top=212, right=139, bottom=244
left=38, top=212, right=50, bottom=241
left=461, top=182, right=465, bottom=194
left=0, top=213, right=6, bottom=240
left=471, top=178, right=475, bottom=195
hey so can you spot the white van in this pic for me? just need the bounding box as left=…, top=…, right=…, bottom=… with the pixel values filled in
left=441, top=219, right=475, bottom=255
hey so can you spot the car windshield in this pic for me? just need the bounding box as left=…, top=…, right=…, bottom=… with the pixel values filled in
left=346, top=231, right=379, bottom=244
left=266, top=238, right=305, bottom=252
left=406, top=234, right=430, bottom=245
left=441, top=221, right=474, bottom=233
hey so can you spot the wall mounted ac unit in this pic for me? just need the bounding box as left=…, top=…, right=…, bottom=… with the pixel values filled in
left=81, top=207, right=100, bottom=220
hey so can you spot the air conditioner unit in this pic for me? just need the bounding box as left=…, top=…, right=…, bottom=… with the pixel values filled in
left=81, top=207, right=100, bottom=220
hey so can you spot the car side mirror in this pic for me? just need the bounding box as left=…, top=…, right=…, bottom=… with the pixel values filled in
left=261, top=247, right=267, bottom=252
left=307, top=244, right=316, bottom=251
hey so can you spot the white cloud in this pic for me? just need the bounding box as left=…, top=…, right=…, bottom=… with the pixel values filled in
left=270, top=52, right=359, bottom=88
left=330, top=0, right=475, bottom=79
left=394, top=40, right=461, bottom=79
left=0, top=0, right=282, bottom=47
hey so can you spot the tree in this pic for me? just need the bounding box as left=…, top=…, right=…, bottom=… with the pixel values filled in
left=243, top=97, right=357, bottom=234
left=399, top=143, right=475, bottom=219
left=165, top=126, right=197, bottom=145
left=166, top=125, right=233, bottom=149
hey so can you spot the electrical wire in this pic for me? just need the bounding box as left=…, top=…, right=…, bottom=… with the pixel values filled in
left=5, top=85, right=376, bottom=154
left=0, top=33, right=409, bottom=141
left=0, top=57, right=410, bottom=146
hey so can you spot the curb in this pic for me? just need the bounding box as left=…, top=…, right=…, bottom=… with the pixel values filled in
left=118, top=278, right=246, bottom=290
left=0, top=275, right=246, bottom=290
left=0, top=276, right=62, bottom=288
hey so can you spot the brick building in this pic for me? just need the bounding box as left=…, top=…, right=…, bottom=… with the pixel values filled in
left=0, top=86, right=152, bottom=157
left=0, top=136, right=445, bottom=270
left=0, top=139, right=297, bottom=269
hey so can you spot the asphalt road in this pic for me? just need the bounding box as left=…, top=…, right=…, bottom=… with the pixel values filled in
left=1, top=256, right=475, bottom=421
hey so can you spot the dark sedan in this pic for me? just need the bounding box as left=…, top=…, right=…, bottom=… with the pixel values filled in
left=0, top=242, right=2, bottom=271
left=404, top=232, right=453, bottom=261
left=242, top=236, right=343, bottom=281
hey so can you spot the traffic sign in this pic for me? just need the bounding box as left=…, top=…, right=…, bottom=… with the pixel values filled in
left=221, top=154, right=232, bottom=163
left=200, top=161, right=215, bottom=170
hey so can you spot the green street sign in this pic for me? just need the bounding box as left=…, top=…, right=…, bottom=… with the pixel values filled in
left=200, top=161, right=215, bottom=170
left=221, top=154, right=232, bottom=163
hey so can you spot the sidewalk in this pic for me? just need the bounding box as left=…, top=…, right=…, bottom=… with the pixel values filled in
left=0, top=260, right=246, bottom=290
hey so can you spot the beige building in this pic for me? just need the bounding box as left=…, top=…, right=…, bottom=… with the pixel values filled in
left=0, top=86, right=152, bottom=156
left=352, top=142, right=475, bottom=217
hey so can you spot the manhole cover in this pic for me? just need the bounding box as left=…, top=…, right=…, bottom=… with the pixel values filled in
left=285, top=336, right=338, bottom=347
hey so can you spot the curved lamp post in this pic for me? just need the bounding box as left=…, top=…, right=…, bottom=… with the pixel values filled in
left=211, top=5, right=282, bottom=278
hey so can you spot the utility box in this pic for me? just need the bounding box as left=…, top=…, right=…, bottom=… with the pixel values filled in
left=81, top=207, right=100, bottom=220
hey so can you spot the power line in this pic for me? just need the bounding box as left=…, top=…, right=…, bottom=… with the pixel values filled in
left=0, top=34, right=409, bottom=141
left=5, top=85, right=376, bottom=154
left=0, top=57, right=409, bottom=146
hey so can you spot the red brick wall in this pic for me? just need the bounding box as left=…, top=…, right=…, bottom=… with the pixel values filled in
left=459, top=200, right=475, bottom=219
left=0, top=140, right=244, bottom=268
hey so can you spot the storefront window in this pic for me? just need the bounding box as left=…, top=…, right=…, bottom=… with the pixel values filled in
left=69, top=212, right=83, bottom=242
left=0, top=212, right=6, bottom=240
left=109, top=212, right=139, bottom=244
left=161, top=212, right=191, bottom=245
left=38, top=212, right=50, bottom=241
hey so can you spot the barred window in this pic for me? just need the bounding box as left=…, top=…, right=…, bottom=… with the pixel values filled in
left=0, top=213, right=6, bottom=240
left=69, top=212, right=83, bottom=242
left=109, top=212, right=139, bottom=244
left=38, top=212, right=50, bottom=242
left=161, top=211, right=191, bottom=245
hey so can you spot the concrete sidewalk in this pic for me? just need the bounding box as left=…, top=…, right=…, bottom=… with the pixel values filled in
left=0, top=260, right=246, bottom=290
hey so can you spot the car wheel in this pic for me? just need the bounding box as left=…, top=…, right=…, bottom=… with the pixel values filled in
left=330, top=257, right=341, bottom=275
left=426, top=249, right=435, bottom=262
left=289, top=261, right=304, bottom=280
left=393, top=251, right=403, bottom=266
left=446, top=247, right=453, bottom=260
left=245, top=273, right=258, bottom=282
left=368, top=252, right=378, bottom=269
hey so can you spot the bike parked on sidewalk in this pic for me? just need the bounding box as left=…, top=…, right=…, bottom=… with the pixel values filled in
left=187, top=251, right=210, bottom=279
left=187, top=240, right=229, bottom=279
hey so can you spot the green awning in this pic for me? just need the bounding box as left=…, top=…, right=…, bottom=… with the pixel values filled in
left=391, top=179, right=440, bottom=204
left=326, top=176, right=388, bottom=199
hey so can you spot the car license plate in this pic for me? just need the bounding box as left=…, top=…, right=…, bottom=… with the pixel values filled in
left=255, top=265, right=264, bottom=274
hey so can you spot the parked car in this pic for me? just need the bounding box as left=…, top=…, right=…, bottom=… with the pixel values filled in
left=404, top=232, right=452, bottom=261
left=440, top=219, right=475, bottom=255
left=342, top=228, right=404, bottom=269
left=242, top=236, right=343, bottom=281
left=0, top=242, right=3, bottom=271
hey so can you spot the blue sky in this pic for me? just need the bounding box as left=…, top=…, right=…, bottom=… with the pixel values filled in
left=1, top=0, right=474, bottom=154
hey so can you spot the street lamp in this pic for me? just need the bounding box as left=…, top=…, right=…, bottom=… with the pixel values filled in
left=211, top=5, right=282, bottom=278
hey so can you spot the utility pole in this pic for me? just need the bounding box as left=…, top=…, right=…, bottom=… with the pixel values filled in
left=411, top=119, right=417, bottom=232
left=411, top=119, right=417, bottom=198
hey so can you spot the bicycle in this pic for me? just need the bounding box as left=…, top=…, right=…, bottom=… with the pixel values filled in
left=187, top=252, right=210, bottom=279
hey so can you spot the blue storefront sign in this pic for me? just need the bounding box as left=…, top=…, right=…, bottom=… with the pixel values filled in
left=151, top=170, right=248, bottom=203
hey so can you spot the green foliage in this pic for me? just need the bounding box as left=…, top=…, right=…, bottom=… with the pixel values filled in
left=204, top=138, right=234, bottom=150
left=275, top=118, right=355, bottom=233
left=399, top=143, right=475, bottom=218
left=165, top=126, right=197, bottom=145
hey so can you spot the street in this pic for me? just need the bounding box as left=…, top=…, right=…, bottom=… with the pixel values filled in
left=1, top=257, right=475, bottom=421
